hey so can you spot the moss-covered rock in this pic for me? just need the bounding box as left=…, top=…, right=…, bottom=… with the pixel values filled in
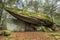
left=3, top=30, right=11, bottom=36
left=0, top=30, right=11, bottom=36
left=5, top=7, right=54, bottom=27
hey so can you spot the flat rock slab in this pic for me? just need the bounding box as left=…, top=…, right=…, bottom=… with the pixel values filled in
left=0, top=32, right=60, bottom=40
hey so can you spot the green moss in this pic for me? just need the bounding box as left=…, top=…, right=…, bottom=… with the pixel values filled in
left=3, top=30, right=11, bottom=36
left=48, top=33, right=60, bottom=38
left=49, top=33, right=60, bottom=36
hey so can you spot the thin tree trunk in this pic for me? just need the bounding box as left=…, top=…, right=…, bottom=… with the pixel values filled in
left=0, top=0, right=7, bottom=30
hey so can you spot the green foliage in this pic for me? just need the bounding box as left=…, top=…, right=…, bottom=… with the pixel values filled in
left=7, top=0, right=15, bottom=5
left=33, top=0, right=39, bottom=12
left=28, top=0, right=39, bottom=12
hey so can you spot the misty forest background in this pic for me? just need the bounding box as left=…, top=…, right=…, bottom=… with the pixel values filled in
left=0, top=0, right=60, bottom=32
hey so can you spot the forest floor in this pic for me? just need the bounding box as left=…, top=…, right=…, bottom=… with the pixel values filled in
left=0, top=32, right=60, bottom=40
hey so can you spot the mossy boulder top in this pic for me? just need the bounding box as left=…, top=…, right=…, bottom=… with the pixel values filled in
left=5, top=7, right=54, bottom=27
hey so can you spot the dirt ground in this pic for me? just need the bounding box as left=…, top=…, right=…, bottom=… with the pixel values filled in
left=0, top=32, right=60, bottom=40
